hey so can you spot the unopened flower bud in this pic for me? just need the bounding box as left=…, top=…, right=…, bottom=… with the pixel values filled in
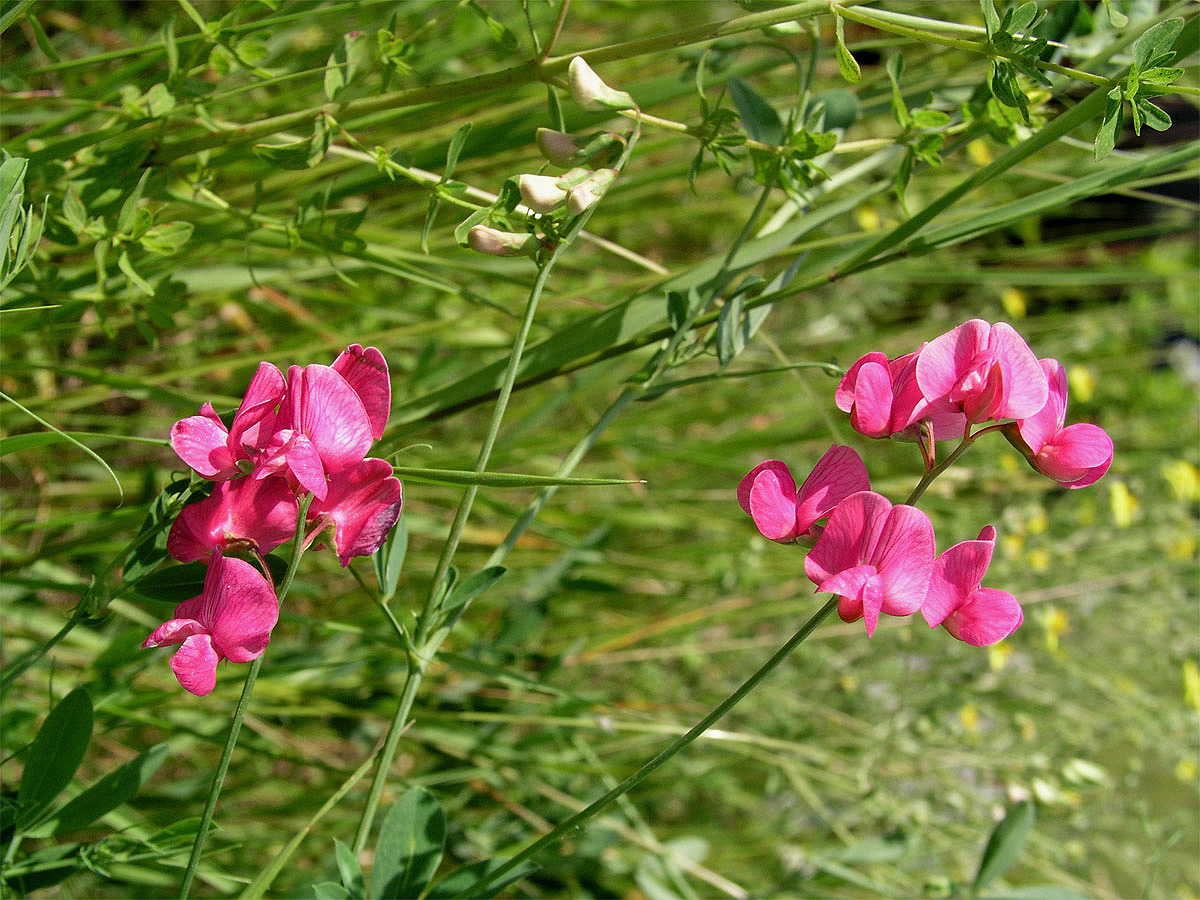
left=467, top=225, right=537, bottom=257
left=566, top=168, right=617, bottom=216
left=518, top=174, right=567, bottom=214
left=536, top=128, right=586, bottom=167
left=568, top=57, right=635, bottom=112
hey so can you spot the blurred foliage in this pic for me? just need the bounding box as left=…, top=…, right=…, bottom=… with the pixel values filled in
left=1, top=0, right=1197, bottom=898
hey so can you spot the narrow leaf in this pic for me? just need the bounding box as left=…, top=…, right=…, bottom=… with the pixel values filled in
left=116, top=169, right=150, bottom=235
left=716, top=294, right=743, bottom=367
left=426, top=858, right=539, bottom=899
left=48, top=743, right=169, bottom=835
left=254, top=138, right=316, bottom=170
left=373, top=516, right=407, bottom=601
left=371, top=788, right=446, bottom=900
left=312, top=883, right=350, bottom=900
left=1093, top=90, right=1122, bottom=161
left=139, top=221, right=193, bottom=255
left=443, top=123, right=473, bottom=180
left=16, top=688, right=93, bottom=829
left=441, top=566, right=506, bottom=621
left=1132, top=18, right=1184, bottom=71
left=389, top=465, right=640, bottom=489
left=1134, top=97, right=1171, bottom=132
left=972, top=800, right=1036, bottom=895
left=333, top=839, right=365, bottom=898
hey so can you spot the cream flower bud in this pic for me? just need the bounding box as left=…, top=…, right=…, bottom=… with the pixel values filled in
left=518, top=174, right=568, bottom=214
left=568, top=57, right=635, bottom=111
left=566, top=168, right=617, bottom=216
left=467, top=225, right=537, bottom=257
left=536, top=128, right=585, bottom=167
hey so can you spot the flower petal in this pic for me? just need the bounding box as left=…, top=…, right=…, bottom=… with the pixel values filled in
left=794, top=445, right=870, bottom=533
left=207, top=555, right=279, bottom=663
left=872, top=504, right=935, bottom=616
left=310, top=458, right=403, bottom=566
left=142, top=617, right=207, bottom=648
left=284, top=433, right=329, bottom=500
left=943, top=587, right=1023, bottom=646
left=229, top=362, right=286, bottom=455
left=989, top=323, right=1048, bottom=420
left=835, top=352, right=888, bottom=413
left=737, top=460, right=791, bottom=516
left=1037, top=423, right=1113, bottom=488
left=850, top=362, right=894, bottom=437
left=922, top=525, right=996, bottom=627
left=167, top=477, right=299, bottom=563
left=804, top=491, right=890, bottom=587
left=916, top=319, right=990, bottom=403
left=170, top=408, right=236, bottom=480
left=286, top=365, right=373, bottom=476
left=331, top=345, right=391, bottom=441
left=169, top=633, right=220, bottom=697
left=748, top=466, right=801, bottom=542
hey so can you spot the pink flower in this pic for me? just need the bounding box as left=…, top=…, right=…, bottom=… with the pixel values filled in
left=307, top=458, right=403, bottom=566
left=255, top=364, right=374, bottom=500
left=922, top=526, right=1023, bottom=646
left=836, top=351, right=965, bottom=440
left=170, top=362, right=286, bottom=479
left=142, top=554, right=279, bottom=696
left=738, top=445, right=870, bottom=543
left=1009, top=359, right=1113, bottom=489
left=331, top=344, right=391, bottom=441
left=166, top=476, right=299, bottom=563
left=804, top=491, right=935, bottom=636
left=915, top=319, right=1048, bottom=425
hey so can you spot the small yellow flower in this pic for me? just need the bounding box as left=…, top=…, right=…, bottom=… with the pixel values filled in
left=1109, top=480, right=1137, bottom=527
left=967, top=138, right=993, bottom=166
left=1163, top=460, right=1200, bottom=502
left=1042, top=607, right=1068, bottom=653
left=1027, top=548, right=1051, bottom=572
left=856, top=206, right=881, bottom=232
left=1002, top=533, right=1024, bottom=558
left=988, top=642, right=1013, bottom=672
left=959, top=703, right=980, bottom=732
left=1000, top=287, right=1026, bottom=319
left=1166, top=536, right=1197, bottom=562
left=1067, top=365, right=1096, bottom=404
left=1026, top=508, right=1049, bottom=534
left=1184, top=659, right=1200, bottom=710
left=1174, top=758, right=1197, bottom=782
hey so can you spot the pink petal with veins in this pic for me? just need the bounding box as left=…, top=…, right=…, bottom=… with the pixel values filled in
left=794, top=445, right=870, bottom=533
left=916, top=319, right=991, bottom=402
left=943, top=588, right=1023, bottom=646
left=747, top=465, right=800, bottom=542
left=229, top=362, right=286, bottom=454
left=286, top=365, right=373, bottom=476
left=206, top=555, right=279, bottom=663
left=170, top=407, right=237, bottom=479
left=989, top=323, right=1048, bottom=420
left=141, top=617, right=208, bottom=648
left=737, top=460, right=791, bottom=515
left=922, top=525, right=996, bottom=627
left=169, top=634, right=221, bottom=697
left=850, top=362, right=894, bottom=437
left=872, top=504, right=935, bottom=615
left=167, top=477, right=299, bottom=563
left=309, top=458, right=403, bottom=566
left=331, top=345, right=391, bottom=440
left=1036, top=424, right=1113, bottom=488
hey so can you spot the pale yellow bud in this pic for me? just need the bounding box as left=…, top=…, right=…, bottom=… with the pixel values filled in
left=518, top=174, right=567, bottom=213
left=565, top=168, right=616, bottom=216
left=467, top=225, right=537, bottom=257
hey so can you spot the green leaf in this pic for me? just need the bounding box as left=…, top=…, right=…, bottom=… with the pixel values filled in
left=25, top=10, right=58, bottom=61
left=787, top=129, right=837, bottom=160
left=116, top=169, right=150, bottom=235
left=886, top=54, right=911, bottom=129
left=324, top=30, right=371, bottom=101
left=716, top=294, right=743, bottom=367
left=62, top=186, right=86, bottom=233
left=1093, top=89, right=1122, bottom=160
left=1098, top=0, right=1126, bottom=29
left=426, top=858, right=539, bottom=900
left=912, top=109, right=951, bottom=129
left=1137, top=66, right=1184, bottom=86
left=235, top=37, right=269, bottom=64
left=987, top=888, right=1091, bottom=900
left=894, top=146, right=914, bottom=209
left=467, top=0, right=519, bottom=51
left=389, top=465, right=639, bottom=489
left=443, top=122, right=472, bottom=181
left=834, top=14, right=860, bottom=84
left=371, top=788, right=446, bottom=900
left=46, top=743, right=169, bottom=835
left=1007, top=2, right=1039, bottom=37
left=441, top=566, right=506, bottom=623
left=16, top=688, right=93, bottom=829
left=139, top=221, right=194, bottom=255
left=118, top=249, right=154, bottom=296
left=1132, top=18, right=1184, bottom=72
left=144, top=82, right=176, bottom=117
left=981, top=0, right=1001, bottom=39
left=333, top=839, right=365, bottom=898
left=0, top=156, right=27, bottom=250
left=726, top=76, right=783, bottom=145
left=312, top=883, right=350, bottom=900
left=972, top=800, right=1035, bottom=895
left=373, top=516, right=407, bottom=601
left=1133, top=97, right=1171, bottom=133
left=162, top=20, right=179, bottom=77
left=254, top=137, right=316, bottom=170
left=128, top=562, right=207, bottom=605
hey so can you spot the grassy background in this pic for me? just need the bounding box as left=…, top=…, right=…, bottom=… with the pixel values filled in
left=1, top=1, right=1197, bottom=897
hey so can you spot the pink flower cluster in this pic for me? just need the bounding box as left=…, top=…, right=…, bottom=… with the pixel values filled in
left=739, top=319, right=1114, bottom=647
left=837, top=319, right=1112, bottom=487
left=143, top=345, right=403, bottom=696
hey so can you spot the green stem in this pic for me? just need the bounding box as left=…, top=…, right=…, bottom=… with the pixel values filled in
left=459, top=596, right=840, bottom=898
left=177, top=494, right=313, bottom=900
left=350, top=122, right=643, bottom=857
left=904, top=433, right=978, bottom=506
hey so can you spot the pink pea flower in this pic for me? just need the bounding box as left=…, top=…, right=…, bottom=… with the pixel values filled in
left=142, top=553, right=279, bottom=697
left=1008, top=359, right=1113, bottom=489
left=307, top=458, right=403, bottom=566
left=915, top=319, right=1048, bottom=425
left=170, top=362, right=286, bottom=479
left=166, top=476, right=299, bottom=564
left=738, top=445, right=870, bottom=543
left=836, top=351, right=965, bottom=441
left=804, top=491, right=935, bottom=636
left=922, top=526, right=1023, bottom=646
left=255, top=364, right=374, bottom=500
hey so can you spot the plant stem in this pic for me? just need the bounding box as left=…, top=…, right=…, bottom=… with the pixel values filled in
left=177, top=495, right=312, bottom=900
left=350, top=123, right=643, bottom=856
left=904, top=433, right=976, bottom=506
left=459, top=596, right=840, bottom=898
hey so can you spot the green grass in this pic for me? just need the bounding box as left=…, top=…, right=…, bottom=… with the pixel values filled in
left=1, top=1, right=1197, bottom=898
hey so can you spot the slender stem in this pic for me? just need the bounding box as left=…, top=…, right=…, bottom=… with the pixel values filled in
left=459, top=597, right=840, bottom=898
left=177, top=495, right=312, bottom=899
left=904, top=434, right=976, bottom=506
